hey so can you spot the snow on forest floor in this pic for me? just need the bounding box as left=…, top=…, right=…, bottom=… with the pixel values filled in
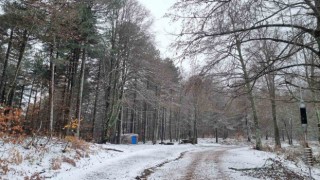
left=0, top=137, right=320, bottom=179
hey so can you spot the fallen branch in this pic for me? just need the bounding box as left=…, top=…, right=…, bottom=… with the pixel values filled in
left=104, top=148, right=123, bottom=152
left=62, top=141, right=69, bottom=153
left=136, top=151, right=187, bottom=180
left=228, top=167, right=267, bottom=171
left=229, top=158, right=311, bottom=180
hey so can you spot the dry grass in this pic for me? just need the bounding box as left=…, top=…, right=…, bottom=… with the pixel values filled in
left=51, top=158, right=61, bottom=170
left=62, top=156, right=76, bottom=167
left=284, top=148, right=302, bottom=163
left=0, top=159, right=9, bottom=175
left=9, top=148, right=23, bottom=165
left=24, top=173, right=43, bottom=180
left=261, top=144, right=274, bottom=152
left=65, top=136, right=90, bottom=151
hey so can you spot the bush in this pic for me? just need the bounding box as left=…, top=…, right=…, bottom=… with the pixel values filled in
left=0, top=106, right=24, bottom=143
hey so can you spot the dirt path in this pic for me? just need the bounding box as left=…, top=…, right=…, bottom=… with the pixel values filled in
left=183, top=148, right=232, bottom=180
left=147, top=146, right=238, bottom=180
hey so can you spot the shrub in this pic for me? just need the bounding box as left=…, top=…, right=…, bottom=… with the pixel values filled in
left=63, top=118, right=82, bottom=134
left=0, top=106, right=24, bottom=143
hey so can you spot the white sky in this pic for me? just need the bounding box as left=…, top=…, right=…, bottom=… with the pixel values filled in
left=138, top=0, right=177, bottom=58
left=138, top=0, right=194, bottom=76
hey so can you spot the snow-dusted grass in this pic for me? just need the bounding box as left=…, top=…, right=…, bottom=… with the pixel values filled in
left=0, top=137, right=102, bottom=179
left=0, top=137, right=319, bottom=179
left=218, top=138, right=320, bottom=179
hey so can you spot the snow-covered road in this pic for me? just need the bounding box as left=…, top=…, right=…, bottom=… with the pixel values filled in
left=79, top=147, right=194, bottom=180
left=55, top=143, right=199, bottom=180
left=54, top=140, right=320, bottom=180
left=57, top=143, right=242, bottom=180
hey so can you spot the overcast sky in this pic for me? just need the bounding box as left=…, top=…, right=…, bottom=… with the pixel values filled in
left=138, top=0, right=177, bottom=58
left=137, top=0, right=194, bottom=76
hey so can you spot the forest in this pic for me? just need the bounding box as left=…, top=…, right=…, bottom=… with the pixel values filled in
left=0, top=0, right=319, bottom=152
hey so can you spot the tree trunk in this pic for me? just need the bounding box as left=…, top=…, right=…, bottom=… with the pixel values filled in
left=130, top=79, right=137, bottom=133
left=6, top=29, right=28, bottom=106
left=236, top=39, right=262, bottom=150
left=115, top=62, right=126, bottom=144
left=116, top=106, right=123, bottom=144
left=0, top=28, right=14, bottom=103
left=152, top=106, right=158, bottom=144
left=143, top=101, right=147, bottom=144
left=169, top=106, right=172, bottom=142
left=188, top=110, right=192, bottom=139
left=151, top=86, right=159, bottom=144
left=31, top=89, right=38, bottom=131
left=49, top=37, right=56, bottom=138
left=264, top=52, right=281, bottom=148
left=215, top=128, right=218, bottom=143
left=177, top=88, right=183, bottom=142
left=19, top=85, right=24, bottom=108
left=76, top=46, right=86, bottom=138
left=289, top=118, right=293, bottom=145
left=161, top=107, right=165, bottom=143
left=305, top=52, right=320, bottom=143
left=25, top=79, right=35, bottom=131
left=270, top=95, right=281, bottom=148
left=91, top=60, right=101, bottom=141
left=59, top=76, right=68, bottom=137
left=193, top=105, right=198, bottom=144
left=66, top=48, right=80, bottom=136
left=246, top=115, right=251, bottom=142
left=37, top=83, right=43, bottom=130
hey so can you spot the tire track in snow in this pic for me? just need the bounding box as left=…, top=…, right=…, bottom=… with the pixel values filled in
left=65, top=145, right=197, bottom=180
left=184, top=148, right=231, bottom=180
left=148, top=146, right=239, bottom=180
left=135, top=151, right=188, bottom=180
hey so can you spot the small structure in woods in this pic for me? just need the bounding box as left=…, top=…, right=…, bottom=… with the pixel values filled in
left=121, top=134, right=138, bottom=144
left=180, top=138, right=196, bottom=144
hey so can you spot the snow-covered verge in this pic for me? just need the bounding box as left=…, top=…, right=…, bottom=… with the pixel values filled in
left=219, top=138, right=320, bottom=179
left=0, top=137, right=319, bottom=180
left=222, top=147, right=320, bottom=179
left=0, top=137, right=107, bottom=179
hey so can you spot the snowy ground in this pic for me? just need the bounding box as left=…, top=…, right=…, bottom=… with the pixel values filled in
left=1, top=138, right=320, bottom=179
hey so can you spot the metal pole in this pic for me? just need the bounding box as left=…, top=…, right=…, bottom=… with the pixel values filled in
left=300, top=102, right=312, bottom=179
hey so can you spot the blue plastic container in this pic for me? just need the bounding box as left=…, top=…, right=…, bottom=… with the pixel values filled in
left=131, top=136, right=137, bottom=144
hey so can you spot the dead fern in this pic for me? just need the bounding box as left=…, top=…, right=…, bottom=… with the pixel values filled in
left=9, top=148, right=23, bottom=165
left=62, top=156, right=76, bottom=167
left=0, top=159, right=9, bottom=175
left=64, top=136, right=89, bottom=151
left=51, top=158, right=61, bottom=170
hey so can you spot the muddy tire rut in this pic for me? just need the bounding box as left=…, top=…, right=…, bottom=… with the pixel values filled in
left=139, top=146, right=236, bottom=180
left=183, top=148, right=231, bottom=180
